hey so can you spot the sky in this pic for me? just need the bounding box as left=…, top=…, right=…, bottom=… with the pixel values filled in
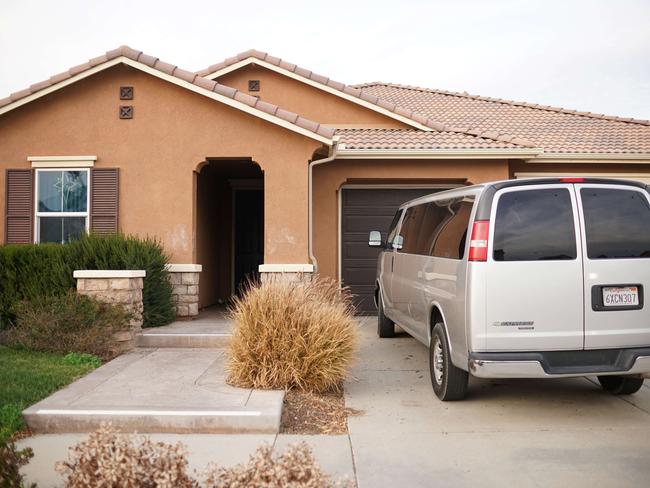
left=1, top=0, right=649, bottom=120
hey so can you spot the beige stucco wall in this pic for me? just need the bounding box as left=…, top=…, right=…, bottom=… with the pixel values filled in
left=508, top=160, right=650, bottom=179
left=0, top=64, right=322, bottom=265
left=311, top=158, right=511, bottom=280
left=216, top=65, right=409, bottom=128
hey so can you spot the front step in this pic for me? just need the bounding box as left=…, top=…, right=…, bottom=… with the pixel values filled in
left=23, top=349, right=284, bottom=434
left=137, top=331, right=231, bottom=348
left=23, top=401, right=281, bottom=434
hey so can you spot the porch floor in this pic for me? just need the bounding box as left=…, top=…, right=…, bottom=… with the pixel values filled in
left=138, top=306, right=233, bottom=348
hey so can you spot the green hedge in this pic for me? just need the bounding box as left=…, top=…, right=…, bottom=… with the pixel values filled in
left=0, top=234, right=175, bottom=329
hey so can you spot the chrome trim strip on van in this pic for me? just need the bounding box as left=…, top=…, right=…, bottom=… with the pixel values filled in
left=469, top=356, right=650, bottom=379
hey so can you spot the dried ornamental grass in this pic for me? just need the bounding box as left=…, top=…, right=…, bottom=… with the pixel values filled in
left=202, top=442, right=353, bottom=488
left=55, top=423, right=197, bottom=488
left=227, top=276, right=357, bottom=392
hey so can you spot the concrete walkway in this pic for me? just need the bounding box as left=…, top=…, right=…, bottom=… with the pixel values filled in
left=23, top=307, right=273, bottom=434
left=137, top=307, right=233, bottom=348
left=18, top=317, right=650, bottom=487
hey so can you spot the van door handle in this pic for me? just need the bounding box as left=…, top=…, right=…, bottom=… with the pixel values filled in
left=391, top=254, right=395, bottom=272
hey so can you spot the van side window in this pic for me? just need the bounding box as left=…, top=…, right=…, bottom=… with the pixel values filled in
left=397, top=197, right=475, bottom=259
left=493, top=188, right=577, bottom=261
left=385, top=210, right=403, bottom=249
left=398, top=205, right=426, bottom=253
left=429, top=198, right=475, bottom=259
left=581, top=188, right=650, bottom=259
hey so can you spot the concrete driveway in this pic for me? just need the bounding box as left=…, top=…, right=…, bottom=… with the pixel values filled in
left=18, top=317, right=650, bottom=487
left=346, top=317, right=650, bottom=487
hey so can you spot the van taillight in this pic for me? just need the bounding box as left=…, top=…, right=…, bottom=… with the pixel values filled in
left=560, top=177, right=585, bottom=183
left=468, top=220, right=490, bottom=261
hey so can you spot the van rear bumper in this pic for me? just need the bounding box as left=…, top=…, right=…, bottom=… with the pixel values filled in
left=468, top=348, right=650, bottom=378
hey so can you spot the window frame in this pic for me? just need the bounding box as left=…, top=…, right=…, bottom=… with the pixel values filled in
left=34, top=167, right=90, bottom=244
left=489, top=184, right=581, bottom=263
left=577, top=183, right=650, bottom=260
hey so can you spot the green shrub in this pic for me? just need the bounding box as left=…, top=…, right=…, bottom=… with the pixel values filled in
left=227, top=275, right=357, bottom=393
left=0, top=404, right=23, bottom=445
left=0, top=440, right=35, bottom=488
left=3, top=292, right=129, bottom=361
left=0, top=233, right=175, bottom=329
left=62, top=352, right=102, bottom=369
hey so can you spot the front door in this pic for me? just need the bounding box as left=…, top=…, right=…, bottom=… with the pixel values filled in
left=234, top=189, right=263, bottom=294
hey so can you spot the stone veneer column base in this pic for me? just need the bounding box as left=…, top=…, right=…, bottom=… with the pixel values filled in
left=258, top=264, right=314, bottom=283
left=74, top=270, right=145, bottom=353
left=166, top=264, right=202, bottom=318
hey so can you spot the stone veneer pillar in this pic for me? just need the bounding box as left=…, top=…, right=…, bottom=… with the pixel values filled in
left=165, top=264, right=202, bottom=318
left=258, top=264, right=314, bottom=282
left=73, top=270, right=145, bottom=352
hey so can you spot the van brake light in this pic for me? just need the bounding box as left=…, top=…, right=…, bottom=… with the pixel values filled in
left=468, top=220, right=490, bottom=262
left=560, top=177, right=585, bottom=183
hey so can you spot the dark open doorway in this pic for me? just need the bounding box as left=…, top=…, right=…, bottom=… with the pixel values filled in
left=233, top=188, right=264, bottom=293
left=196, top=159, right=263, bottom=308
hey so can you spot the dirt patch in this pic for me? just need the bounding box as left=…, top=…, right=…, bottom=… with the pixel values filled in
left=9, top=427, right=33, bottom=443
left=280, top=389, right=362, bottom=435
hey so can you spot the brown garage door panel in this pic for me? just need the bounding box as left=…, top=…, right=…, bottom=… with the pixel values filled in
left=341, top=188, right=443, bottom=314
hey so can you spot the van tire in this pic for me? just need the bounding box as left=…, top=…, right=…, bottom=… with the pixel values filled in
left=377, top=293, right=395, bottom=338
left=597, top=375, right=645, bottom=395
left=430, top=323, right=468, bottom=401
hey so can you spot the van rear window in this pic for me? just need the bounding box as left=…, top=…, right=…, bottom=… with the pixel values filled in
left=581, top=188, right=650, bottom=259
left=493, top=188, right=577, bottom=261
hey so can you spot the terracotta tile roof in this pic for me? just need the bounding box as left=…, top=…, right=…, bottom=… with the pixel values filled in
left=336, top=128, right=526, bottom=150
left=354, top=83, right=650, bottom=154
left=0, top=46, right=335, bottom=141
left=197, top=50, right=536, bottom=148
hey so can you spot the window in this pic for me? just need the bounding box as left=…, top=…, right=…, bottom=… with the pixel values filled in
left=493, top=188, right=577, bottom=261
left=397, top=197, right=474, bottom=259
left=36, top=169, right=89, bottom=244
left=429, top=198, right=474, bottom=259
left=581, top=188, right=650, bottom=259
left=398, top=205, right=426, bottom=254
left=385, top=210, right=403, bottom=249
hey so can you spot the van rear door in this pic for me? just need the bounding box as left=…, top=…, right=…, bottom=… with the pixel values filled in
left=485, top=184, right=584, bottom=351
left=576, top=184, right=650, bottom=349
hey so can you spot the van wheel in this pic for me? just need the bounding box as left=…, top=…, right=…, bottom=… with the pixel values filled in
left=430, top=323, right=468, bottom=401
left=597, top=375, right=645, bottom=395
left=377, top=293, right=395, bottom=338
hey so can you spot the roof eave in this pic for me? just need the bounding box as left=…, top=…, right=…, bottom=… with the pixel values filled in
left=0, top=55, right=334, bottom=146
left=204, top=56, right=435, bottom=133
left=335, top=148, right=544, bottom=159
left=526, top=153, right=650, bottom=164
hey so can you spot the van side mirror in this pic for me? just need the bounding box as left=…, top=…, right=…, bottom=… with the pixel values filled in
left=393, top=235, right=404, bottom=250
left=368, top=231, right=383, bottom=247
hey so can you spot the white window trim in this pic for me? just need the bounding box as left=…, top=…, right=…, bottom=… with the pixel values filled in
left=34, top=167, right=90, bottom=244
left=29, top=155, right=96, bottom=168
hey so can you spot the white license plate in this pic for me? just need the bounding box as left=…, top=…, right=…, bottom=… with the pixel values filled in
left=603, top=286, right=639, bottom=307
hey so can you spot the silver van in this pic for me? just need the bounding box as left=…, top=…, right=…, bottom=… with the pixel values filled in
left=369, top=178, right=650, bottom=401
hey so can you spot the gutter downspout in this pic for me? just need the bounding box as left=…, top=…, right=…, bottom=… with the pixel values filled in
left=308, top=136, right=339, bottom=272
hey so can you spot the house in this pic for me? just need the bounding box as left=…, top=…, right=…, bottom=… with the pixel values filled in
left=1, top=46, right=649, bottom=314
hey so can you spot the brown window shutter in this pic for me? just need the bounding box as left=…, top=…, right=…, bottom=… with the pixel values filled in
left=5, top=169, right=34, bottom=244
left=90, top=168, right=119, bottom=234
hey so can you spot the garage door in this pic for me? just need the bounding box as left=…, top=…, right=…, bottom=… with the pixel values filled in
left=341, top=188, right=442, bottom=314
